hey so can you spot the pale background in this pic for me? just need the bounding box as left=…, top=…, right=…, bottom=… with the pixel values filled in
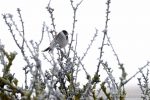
left=1, top=0, right=150, bottom=98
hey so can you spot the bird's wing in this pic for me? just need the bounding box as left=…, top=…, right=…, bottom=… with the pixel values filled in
left=55, top=32, right=62, bottom=41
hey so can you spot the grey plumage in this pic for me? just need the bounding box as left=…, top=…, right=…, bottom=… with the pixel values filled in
left=43, top=30, right=68, bottom=52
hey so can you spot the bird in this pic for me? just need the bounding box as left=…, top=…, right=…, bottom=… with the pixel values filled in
left=43, top=30, right=68, bottom=52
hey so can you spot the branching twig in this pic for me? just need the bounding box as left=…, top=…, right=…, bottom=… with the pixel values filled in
left=46, top=0, right=56, bottom=35
left=96, top=0, right=111, bottom=76
left=138, top=68, right=150, bottom=99
left=123, top=61, right=150, bottom=85
left=67, top=0, right=84, bottom=57
left=2, top=14, right=21, bottom=49
left=17, top=8, right=25, bottom=49
left=71, top=49, right=89, bottom=77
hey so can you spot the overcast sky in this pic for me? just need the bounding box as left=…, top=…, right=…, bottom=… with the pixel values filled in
left=1, top=0, right=150, bottom=95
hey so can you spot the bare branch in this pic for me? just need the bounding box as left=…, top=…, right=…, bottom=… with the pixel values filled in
left=17, top=8, right=25, bottom=49
left=2, top=14, right=21, bottom=49
left=96, top=0, right=111, bottom=76
left=67, top=0, right=84, bottom=57
left=81, top=29, right=98, bottom=61
left=38, top=22, right=45, bottom=46
left=46, top=0, right=56, bottom=35
left=123, top=61, right=150, bottom=86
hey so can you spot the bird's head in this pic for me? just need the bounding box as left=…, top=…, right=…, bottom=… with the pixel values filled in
left=62, top=30, right=68, bottom=39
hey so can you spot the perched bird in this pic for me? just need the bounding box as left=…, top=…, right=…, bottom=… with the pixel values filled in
left=43, top=30, right=68, bottom=52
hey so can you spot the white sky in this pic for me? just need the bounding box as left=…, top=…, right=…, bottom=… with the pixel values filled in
left=1, top=0, right=150, bottom=95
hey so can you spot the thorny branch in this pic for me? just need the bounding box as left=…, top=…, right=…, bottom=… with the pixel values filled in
left=2, top=11, right=32, bottom=88
left=81, top=29, right=98, bottom=61
left=17, top=8, right=25, bottom=49
left=124, top=61, right=150, bottom=85
left=96, top=0, right=111, bottom=76
left=67, top=0, right=84, bottom=57
left=2, top=8, right=46, bottom=92
left=38, top=22, right=45, bottom=46
left=46, top=0, right=56, bottom=36
left=137, top=69, right=150, bottom=99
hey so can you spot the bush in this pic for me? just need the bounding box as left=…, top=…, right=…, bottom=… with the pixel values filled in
left=0, top=0, right=150, bottom=99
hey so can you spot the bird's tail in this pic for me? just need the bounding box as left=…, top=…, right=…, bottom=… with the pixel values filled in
left=42, top=47, right=52, bottom=52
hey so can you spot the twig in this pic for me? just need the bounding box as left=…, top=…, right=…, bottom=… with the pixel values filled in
left=72, top=48, right=89, bottom=77
left=46, top=0, right=56, bottom=35
left=45, top=25, right=52, bottom=43
left=17, top=8, right=25, bottom=49
left=137, top=69, right=150, bottom=99
left=81, top=29, right=98, bottom=61
left=74, top=34, right=79, bottom=84
left=38, top=22, right=45, bottom=46
left=106, top=33, right=127, bottom=88
left=122, top=61, right=150, bottom=86
left=2, top=11, right=35, bottom=89
left=2, top=14, right=21, bottom=49
left=67, top=0, right=84, bottom=57
left=96, top=0, right=111, bottom=75
left=106, top=35, right=122, bottom=66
